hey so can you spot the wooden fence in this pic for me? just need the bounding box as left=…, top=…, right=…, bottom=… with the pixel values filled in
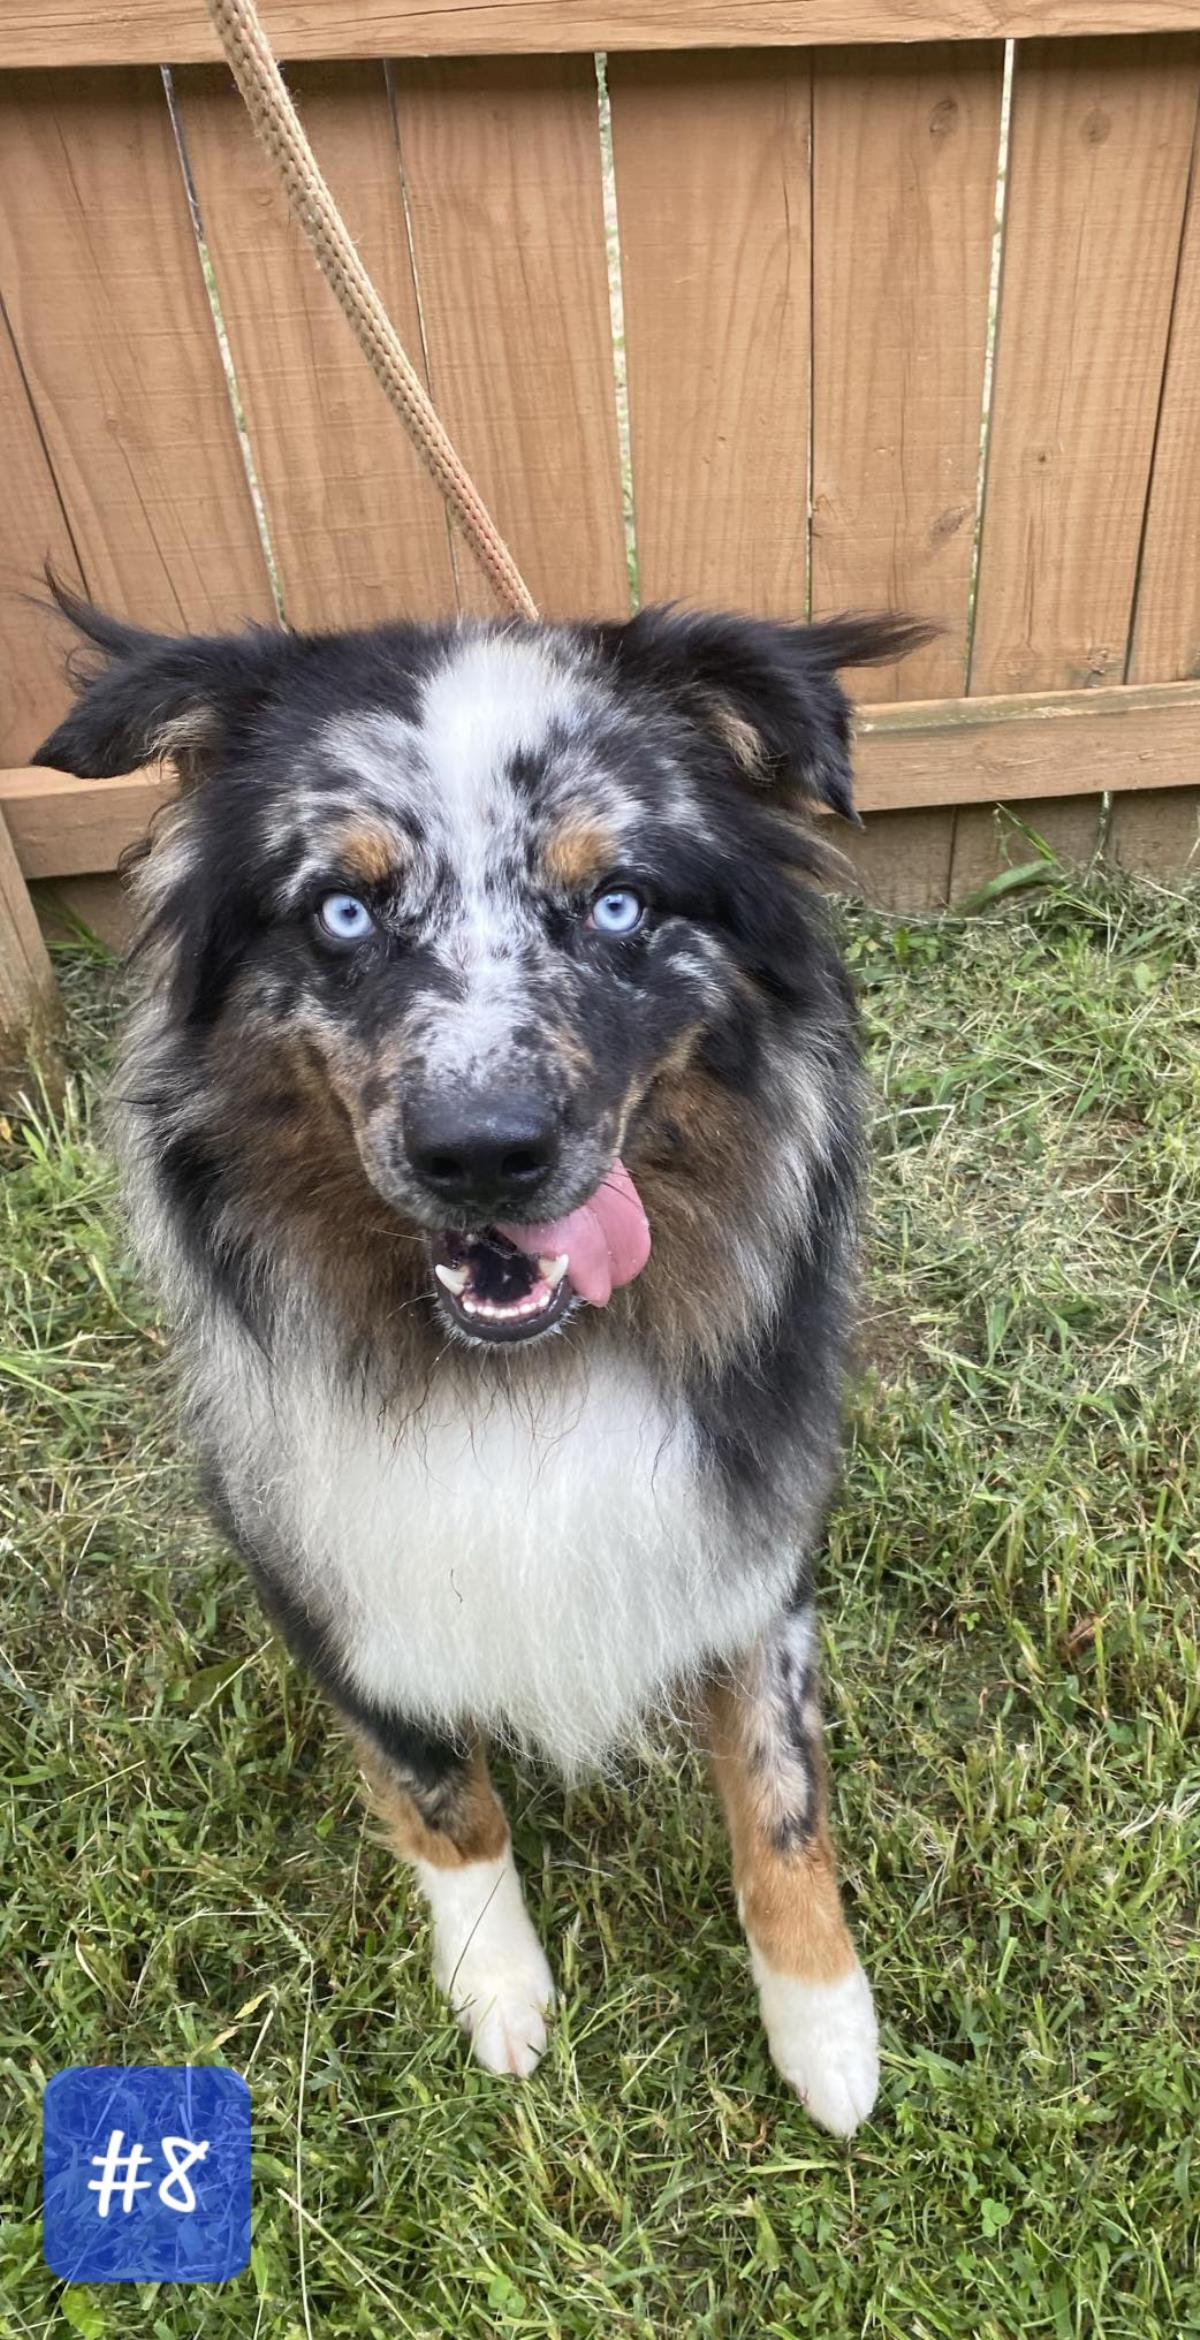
left=2, top=3, right=1199, bottom=1074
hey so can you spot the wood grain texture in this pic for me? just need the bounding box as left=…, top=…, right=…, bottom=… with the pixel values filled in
left=0, top=70, right=275, bottom=633
left=1129, top=115, right=1200, bottom=682
left=609, top=52, right=811, bottom=615
left=838, top=808, right=957, bottom=910
left=32, top=872, right=135, bottom=951
left=854, top=678, right=1200, bottom=807
left=5, top=3, right=1200, bottom=69
left=811, top=42, right=1003, bottom=700
left=393, top=57, right=626, bottom=619
left=0, top=767, right=172, bottom=878
left=174, top=61, right=458, bottom=628
left=0, top=305, right=84, bottom=764
left=0, top=807, right=61, bottom=1094
left=969, top=37, right=1200, bottom=696
left=947, top=792, right=1102, bottom=896
left=1107, top=783, right=1200, bottom=874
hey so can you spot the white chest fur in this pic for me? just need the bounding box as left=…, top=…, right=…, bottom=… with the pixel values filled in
left=213, top=1335, right=789, bottom=1770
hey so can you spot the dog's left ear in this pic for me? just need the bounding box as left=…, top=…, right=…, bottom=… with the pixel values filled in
left=32, top=575, right=295, bottom=784
left=592, top=605, right=935, bottom=822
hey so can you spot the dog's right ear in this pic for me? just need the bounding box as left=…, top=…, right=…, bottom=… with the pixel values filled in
left=32, top=577, right=293, bottom=783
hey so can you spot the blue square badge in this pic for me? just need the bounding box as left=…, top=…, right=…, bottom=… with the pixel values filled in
left=43, top=2066, right=250, bottom=2284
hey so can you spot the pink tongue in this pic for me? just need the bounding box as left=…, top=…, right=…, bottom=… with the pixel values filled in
left=497, top=1157, right=651, bottom=1307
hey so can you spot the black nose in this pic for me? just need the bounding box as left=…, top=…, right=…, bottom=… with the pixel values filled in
left=405, top=1092, right=560, bottom=1210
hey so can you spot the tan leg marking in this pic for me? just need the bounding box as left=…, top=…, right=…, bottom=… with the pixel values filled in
left=350, top=1728, right=509, bottom=1869
left=705, top=1624, right=880, bottom=2136
left=346, top=1721, right=554, bottom=2079
left=706, top=1671, right=856, bottom=1986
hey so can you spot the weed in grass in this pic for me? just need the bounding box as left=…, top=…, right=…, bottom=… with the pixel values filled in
left=2, top=872, right=1198, bottom=2337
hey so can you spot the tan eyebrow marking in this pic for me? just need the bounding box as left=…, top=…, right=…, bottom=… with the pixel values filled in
left=333, top=824, right=406, bottom=887
left=543, top=815, right=618, bottom=893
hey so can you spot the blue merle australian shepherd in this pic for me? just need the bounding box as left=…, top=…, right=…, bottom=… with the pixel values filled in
left=37, top=586, right=927, bottom=2135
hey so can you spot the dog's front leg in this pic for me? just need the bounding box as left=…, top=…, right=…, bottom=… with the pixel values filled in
left=347, top=1719, right=554, bottom=2078
left=704, top=1595, right=878, bottom=2136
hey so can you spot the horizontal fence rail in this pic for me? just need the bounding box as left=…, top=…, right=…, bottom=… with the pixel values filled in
left=4, top=3, right=1200, bottom=68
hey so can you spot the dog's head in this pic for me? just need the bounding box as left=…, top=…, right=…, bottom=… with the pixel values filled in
left=37, top=588, right=925, bottom=1348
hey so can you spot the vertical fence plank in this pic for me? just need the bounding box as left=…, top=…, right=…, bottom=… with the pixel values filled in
left=608, top=52, right=811, bottom=616
left=947, top=793, right=1102, bottom=901
left=1128, top=111, right=1200, bottom=683
left=811, top=42, right=1003, bottom=703
left=844, top=809, right=955, bottom=913
left=392, top=57, right=626, bottom=620
left=0, top=308, right=84, bottom=762
left=174, top=62, right=458, bottom=629
left=970, top=36, right=1199, bottom=697
left=0, top=807, right=62, bottom=1103
left=1108, top=785, right=1200, bottom=877
left=0, top=69, right=274, bottom=633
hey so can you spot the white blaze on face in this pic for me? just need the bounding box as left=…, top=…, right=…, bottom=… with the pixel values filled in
left=319, top=633, right=625, bottom=1086
left=411, top=636, right=587, bottom=1080
left=416, top=633, right=583, bottom=859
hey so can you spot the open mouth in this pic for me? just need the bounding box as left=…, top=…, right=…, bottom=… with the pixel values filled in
left=430, top=1229, right=574, bottom=1344
left=426, top=1158, right=653, bottom=1347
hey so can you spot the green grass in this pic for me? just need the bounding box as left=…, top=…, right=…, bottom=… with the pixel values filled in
left=2, top=871, right=1198, bottom=2338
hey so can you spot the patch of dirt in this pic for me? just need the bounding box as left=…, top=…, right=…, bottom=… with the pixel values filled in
left=854, top=1299, right=929, bottom=1384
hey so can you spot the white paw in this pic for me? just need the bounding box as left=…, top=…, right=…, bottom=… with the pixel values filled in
left=752, top=1953, right=880, bottom=2136
left=416, top=1849, right=555, bottom=2078
left=451, top=1950, right=555, bottom=2078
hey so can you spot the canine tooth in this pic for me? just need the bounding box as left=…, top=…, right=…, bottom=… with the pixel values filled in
left=435, top=1262, right=470, bottom=1295
left=539, top=1254, right=569, bottom=1289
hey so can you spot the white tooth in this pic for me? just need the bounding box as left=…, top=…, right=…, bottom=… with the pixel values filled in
left=539, top=1254, right=569, bottom=1290
left=435, top=1262, right=470, bottom=1295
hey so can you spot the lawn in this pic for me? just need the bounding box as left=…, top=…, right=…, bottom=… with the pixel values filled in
left=2, top=866, right=1198, bottom=2338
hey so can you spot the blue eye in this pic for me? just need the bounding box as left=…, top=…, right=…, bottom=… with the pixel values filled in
left=589, top=886, right=645, bottom=937
left=317, top=892, right=374, bottom=943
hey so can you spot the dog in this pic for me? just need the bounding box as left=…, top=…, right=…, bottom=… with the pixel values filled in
left=36, top=584, right=925, bottom=2136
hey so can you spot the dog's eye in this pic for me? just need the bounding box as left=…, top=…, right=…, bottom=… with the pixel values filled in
left=588, top=886, right=645, bottom=937
left=317, top=892, right=375, bottom=944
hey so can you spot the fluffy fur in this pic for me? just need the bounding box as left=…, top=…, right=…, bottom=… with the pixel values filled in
left=36, top=584, right=928, bottom=2126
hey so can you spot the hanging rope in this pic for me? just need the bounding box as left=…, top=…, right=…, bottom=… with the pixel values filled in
left=205, top=0, right=539, bottom=621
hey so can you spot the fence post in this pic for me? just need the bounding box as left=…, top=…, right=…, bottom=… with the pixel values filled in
left=0, top=810, right=63, bottom=1106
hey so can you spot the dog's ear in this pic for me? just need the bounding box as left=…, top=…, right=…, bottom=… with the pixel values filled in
left=592, top=605, right=935, bottom=823
left=32, top=576, right=294, bottom=784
